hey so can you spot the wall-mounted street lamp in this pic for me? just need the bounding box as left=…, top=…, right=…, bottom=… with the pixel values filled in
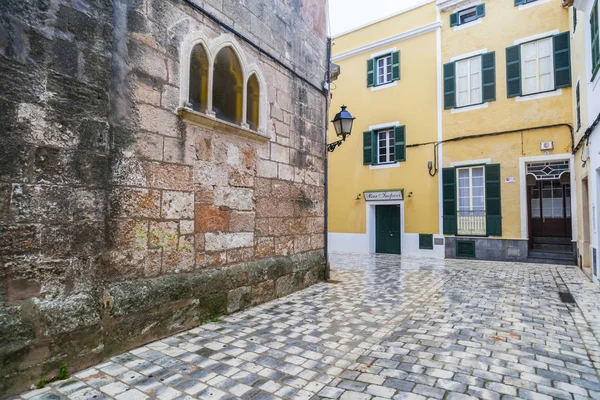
left=327, top=105, right=355, bottom=152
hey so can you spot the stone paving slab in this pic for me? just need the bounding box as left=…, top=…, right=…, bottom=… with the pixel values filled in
left=11, top=253, right=600, bottom=400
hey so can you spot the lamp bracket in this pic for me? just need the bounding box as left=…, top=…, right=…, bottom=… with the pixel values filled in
left=327, top=140, right=344, bottom=153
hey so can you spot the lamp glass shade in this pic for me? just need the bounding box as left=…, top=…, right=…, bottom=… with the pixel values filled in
left=341, top=118, right=353, bottom=135
left=333, top=119, right=343, bottom=136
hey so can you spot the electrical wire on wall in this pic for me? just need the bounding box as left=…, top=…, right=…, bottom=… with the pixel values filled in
left=409, top=123, right=574, bottom=178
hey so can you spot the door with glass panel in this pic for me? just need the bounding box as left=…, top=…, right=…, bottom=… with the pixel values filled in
left=529, top=179, right=571, bottom=238
left=457, top=166, right=486, bottom=236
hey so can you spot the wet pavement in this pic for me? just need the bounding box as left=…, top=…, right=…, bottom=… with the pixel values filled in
left=12, top=253, right=600, bottom=400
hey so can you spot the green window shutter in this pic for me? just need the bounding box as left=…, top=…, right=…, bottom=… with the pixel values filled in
left=442, top=167, right=457, bottom=235
left=481, top=52, right=496, bottom=103
left=363, top=131, right=374, bottom=165
left=391, top=51, right=401, bottom=81
left=443, top=62, right=456, bottom=109
left=485, top=164, right=502, bottom=236
left=514, top=0, right=526, bottom=5
left=577, top=81, right=581, bottom=131
left=450, top=13, right=458, bottom=27
left=476, top=4, right=485, bottom=18
left=553, top=32, right=571, bottom=89
left=394, top=125, right=406, bottom=162
left=367, top=58, right=375, bottom=87
left=591, top=1, right=600, bottom=78
left=506, top=45, right=522, bottom=98
left=419, top=234, right=434, bottom=250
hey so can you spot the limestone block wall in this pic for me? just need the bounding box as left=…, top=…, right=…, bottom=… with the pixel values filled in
left=0, top=0, right=327, bottom=396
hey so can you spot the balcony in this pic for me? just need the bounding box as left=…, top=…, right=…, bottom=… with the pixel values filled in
left=457, top=211, right=487, bottom=236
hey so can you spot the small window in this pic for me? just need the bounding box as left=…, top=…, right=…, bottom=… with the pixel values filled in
left=515, top=0, right=539, bottom=5
left=459, top=7, right=477, bottom=24
left=456, top=56, right=482, bottom=107
left=189, top=44, right=209, bottom=113
left=457, top=166, right=486, bottom=236
left=573, top=7, right=577, bottom=33
left=521, top=37, right=553, bottom=95
left=376, top=55, right=392, bottom=86
left=450, top=4, right=485, bottom=27
left=213, top=47, right=243, bottom=125
left=246, top=74, right=260, bottom=131
left=377, top=129, right=395, bottom=164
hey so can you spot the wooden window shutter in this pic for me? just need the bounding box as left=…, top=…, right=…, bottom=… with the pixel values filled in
left=482, top=52, right=496, bottom=103
left=485, top=164, right=502, bottom=236
left=394, top=126, right=406, bottom=162
left=392, top=51, right=401, bottom=81
left=590, top=1, right=599, bottom=78
left=363, top=131, right=374, bottom=165
left=442, top=167, right=457, bottom=235
left=553, top=32, right=571, bottom=89
left=506, top=45, right=522, bottom=98
left=476, top=4, right=485, bottom=19
left=443, top=62, right=456, bottom=109
left=450, top=12, right=458, bottom=27
left=367, top=58, right=375, bottom=87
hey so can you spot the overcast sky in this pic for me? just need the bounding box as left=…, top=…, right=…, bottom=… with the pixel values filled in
left=328, top=0, right=425, bottom=36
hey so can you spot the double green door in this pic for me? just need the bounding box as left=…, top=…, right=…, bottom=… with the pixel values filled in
left=375, top=205, right=401, bottom=254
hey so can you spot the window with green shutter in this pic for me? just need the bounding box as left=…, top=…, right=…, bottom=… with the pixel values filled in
left=592, top=0, right=600, bottom=80
left=363, top=131, right=374, bottom=165
left=394, top=126, right=406, bottom=162
left=443, top=164, right=502, bottom=237
left=514, top=0, right=539, bottom=6
left=363, top=126, right=406, bottom=166
left=450, top=4, right=485, bottom=27
left=506, top=32, right=571, bottom=98
left=576, top=81, right=581, bottom=131
left=444, top=52, right=495, bottom=109
left=443, top=62, right=456, bottom=109
left=485, top=164, right=502, bottom=236
left=442, top=167, right=457, bottom=235
left=366, top=51, right=401, bottom=87
left=506, top=45, right=521, bottom=97
left=366, top=59, right=375, bottom=87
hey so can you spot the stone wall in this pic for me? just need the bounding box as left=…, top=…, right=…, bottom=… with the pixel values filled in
left=0, top=0, right=327, bottom=396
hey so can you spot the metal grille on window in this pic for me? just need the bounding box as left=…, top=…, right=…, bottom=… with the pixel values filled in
left=526, top=161, right=569, bottom=180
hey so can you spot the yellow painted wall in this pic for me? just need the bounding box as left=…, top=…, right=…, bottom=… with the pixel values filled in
left=328, top=2, right=439, bottom=235
left=441, top=0, right=572, bottom=239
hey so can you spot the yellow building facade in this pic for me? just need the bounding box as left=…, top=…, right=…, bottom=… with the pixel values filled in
left=329, top=0, right=577, bottom=263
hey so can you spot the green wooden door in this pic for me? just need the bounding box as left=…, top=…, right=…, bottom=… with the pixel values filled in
left=375, top=205, right=401, bottom=254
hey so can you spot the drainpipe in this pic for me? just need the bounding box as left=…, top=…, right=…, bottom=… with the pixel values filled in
left=323, top=37, right=332, bottom=282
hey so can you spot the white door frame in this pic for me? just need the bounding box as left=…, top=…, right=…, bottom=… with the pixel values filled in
left=366, top=200, right=405, bottom=254
left=519, top=154, right=577, bottom=240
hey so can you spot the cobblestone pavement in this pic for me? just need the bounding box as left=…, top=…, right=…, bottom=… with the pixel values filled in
left=13, top=253, right=600, bottom=400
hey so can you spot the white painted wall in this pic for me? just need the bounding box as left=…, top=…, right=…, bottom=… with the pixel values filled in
left=575, top=0, right=600, bottom=285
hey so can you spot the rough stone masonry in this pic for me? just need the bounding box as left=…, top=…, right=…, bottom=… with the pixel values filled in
left=0, top=0, right=328, bottom=396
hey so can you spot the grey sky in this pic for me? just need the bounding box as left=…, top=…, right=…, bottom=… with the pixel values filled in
left=328, top=0, right=426, bottom=36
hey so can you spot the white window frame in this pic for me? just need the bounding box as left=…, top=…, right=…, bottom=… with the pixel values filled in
left=521, top=37, right=554, bottom=96
left=456, top=166, right=486, bottom=236
left=456, top=56, right=482, bottom=108
left=376, top=54, right=393, bottom=86
left=458, top=7, right=478, bottom=25
left=377, top=129, right=395, bottom=164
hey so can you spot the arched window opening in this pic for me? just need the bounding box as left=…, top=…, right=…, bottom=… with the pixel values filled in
left=189, top=44, right=209, bottom=113
left=246, top=74, right=260, bottom=131
left=213, top=47, right=243, bottom=125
